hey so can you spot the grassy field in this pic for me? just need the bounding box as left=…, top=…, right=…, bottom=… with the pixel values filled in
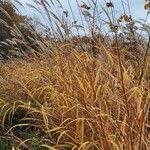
left=0, top=0, right=150, bottom=149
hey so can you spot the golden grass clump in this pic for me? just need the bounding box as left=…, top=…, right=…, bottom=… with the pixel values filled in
left=0, top=44, right=150, bottom=149
left=0, top=0, right=150, bottom=149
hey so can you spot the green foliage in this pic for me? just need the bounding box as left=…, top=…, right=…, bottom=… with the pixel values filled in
left=0, top=136, right=11, bottom=150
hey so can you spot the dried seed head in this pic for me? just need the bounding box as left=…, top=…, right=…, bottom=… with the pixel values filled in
left=106, top=2, right=114, bottom=7
left=109, top=24, right=118, bottom=32
left=119, top=15, right=132, bottom=22
left=81, top=2, right=90, bottom=10
left=144, top=2, right=150, bottom=10
left=82, top=11, right=92, bottom=17
left=63, top=11, right=68, bottom=17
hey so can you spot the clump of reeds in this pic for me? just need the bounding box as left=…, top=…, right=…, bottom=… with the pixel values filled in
left=0, top=0, right=150, bottom=149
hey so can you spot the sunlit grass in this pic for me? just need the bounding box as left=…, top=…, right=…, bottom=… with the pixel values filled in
left=0, top=44, right=150, bottom=149
left=0, top=0, right=150, bottom=149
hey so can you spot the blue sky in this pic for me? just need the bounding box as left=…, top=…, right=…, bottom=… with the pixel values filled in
left=13, top=0, right=149, bottom=26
